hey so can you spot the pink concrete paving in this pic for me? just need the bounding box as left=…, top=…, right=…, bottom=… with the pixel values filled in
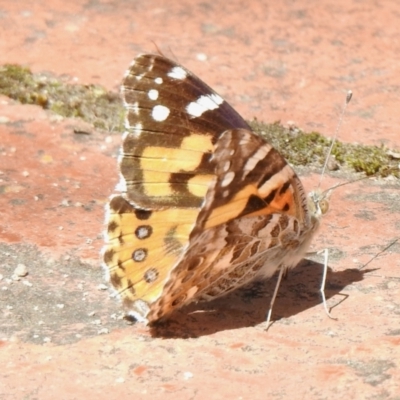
left=0, top=1, right=399, bottom=399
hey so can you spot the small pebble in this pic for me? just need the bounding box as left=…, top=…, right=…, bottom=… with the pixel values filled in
left=183, top=372, right=193, bottom=380
left=97, top=284, right=108, bottom=291
left=60, top=199, right=70, bottom=207
left=327, top=155, right=340, bottom=171
left=387, top=281, right=397, bottom=289
left=0, top=116, right=10, bottom=124
left=13, top=264, right=28, bottom=277
left=196, top=53, right=207, bottom=61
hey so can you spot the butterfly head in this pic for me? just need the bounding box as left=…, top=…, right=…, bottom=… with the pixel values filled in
left=307, top=189, right=331, bottom=221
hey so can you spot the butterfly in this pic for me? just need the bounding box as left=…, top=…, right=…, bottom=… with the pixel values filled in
left=103, top=53, right=330, bottom=325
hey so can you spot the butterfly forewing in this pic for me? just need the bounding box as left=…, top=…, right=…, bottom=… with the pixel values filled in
left=120, top=54, right=250, bottom=209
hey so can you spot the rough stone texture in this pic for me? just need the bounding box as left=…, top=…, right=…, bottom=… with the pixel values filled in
left=0, top=1, right=399, bottom=399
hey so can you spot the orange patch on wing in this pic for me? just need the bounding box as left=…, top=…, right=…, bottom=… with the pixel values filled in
left=204, top=180, right=299, bottom=229
left=187, top=173, right=214, bottom=197
left=141, top=146, right=204, bottom=173
left=181, top=133, right=213, bottom=152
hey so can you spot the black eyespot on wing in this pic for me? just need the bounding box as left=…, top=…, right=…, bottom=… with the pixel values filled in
left=132, top=248, right=148, bottom=262
left=144, top=268, right=159, bottom=283
left=135, top=208, right=153, bottom=220
left=135, top=225, right=153, bottom=239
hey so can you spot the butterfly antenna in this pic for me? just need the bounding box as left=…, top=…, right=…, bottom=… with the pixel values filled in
left=318, top=90, right=353, bottom=190
left=150, top=41, right=166, bottom=57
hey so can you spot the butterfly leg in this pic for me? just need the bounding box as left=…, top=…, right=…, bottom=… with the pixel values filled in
left=265, top=266, right=286, bottom=330
left=266, top=248, right=336, bottom=330
left=319, top=248, right=337, bottom=320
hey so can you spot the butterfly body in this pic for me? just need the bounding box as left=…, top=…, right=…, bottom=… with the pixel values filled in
left=103, top=54, right=328, bottom=324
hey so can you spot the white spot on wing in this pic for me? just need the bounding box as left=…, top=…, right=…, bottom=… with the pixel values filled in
left=148, top=89, right=159, bottom=100
left=127, top=101, right=139, bottom=115
left=222, top=161, right=231, bottom=172
left=210, top=93, right=223, bottom=105
left=243, top=145, right=271, bottom=177
left=186, top=94, right=224, bottom=118
left=258, top=164, right=294, bottom=194
left=152, top=105, right=170, bottom=121
left=221, top=171, right=235, bottom=187
left=186, top=102, right=203, bottom=118
left=155, top=77, right=163, bottom=84
left=115, top=178, right=127, bottom=193
left=167, top=66, right=187, bottom=80
left=121, top=131, right=129, bottom=141
left=132, top=123, right=142, bottom=136
left=239, top=138, right=250, bottom=146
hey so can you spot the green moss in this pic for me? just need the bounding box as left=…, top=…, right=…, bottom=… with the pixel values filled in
left=250, top=119, right=399, bottom=178
left=0, top=63, right=398, bottom=179
left=0, top=64, right=124, bottom=131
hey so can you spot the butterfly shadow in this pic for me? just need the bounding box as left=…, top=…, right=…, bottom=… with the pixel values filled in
left=149, top=259, right=376, bottom=338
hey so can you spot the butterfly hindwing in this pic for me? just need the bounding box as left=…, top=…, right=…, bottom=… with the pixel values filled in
left=146, top=129, right=312, bottom=321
